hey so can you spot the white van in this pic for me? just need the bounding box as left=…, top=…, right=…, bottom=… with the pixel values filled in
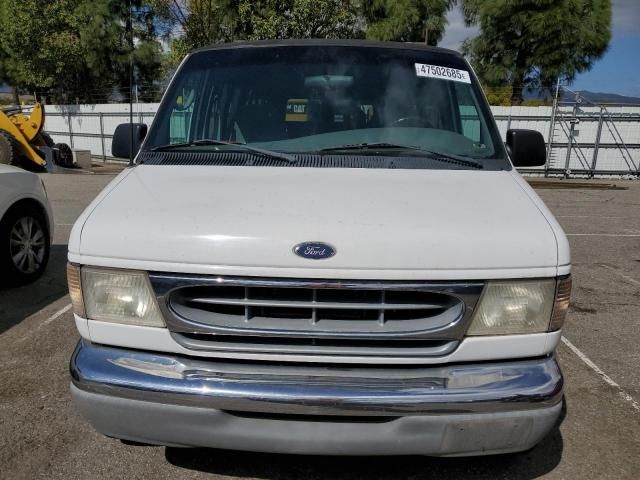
left=68, top=40, right=571, bottom=456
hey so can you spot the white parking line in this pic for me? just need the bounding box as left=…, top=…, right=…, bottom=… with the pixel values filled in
left=566, top=234, right=640, bottom=237
left=561, top=336, right=640, bottom=412
left=599, top=264, right=640, bottom=287
left=42, top=303, right=72, bottom=326
left=557, top=215, right=629, bottom=219
left=16, top=301, right=73, bottom=343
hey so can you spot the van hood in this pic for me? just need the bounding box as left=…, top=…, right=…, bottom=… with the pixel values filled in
left=71, top=165, right=563, bottom=280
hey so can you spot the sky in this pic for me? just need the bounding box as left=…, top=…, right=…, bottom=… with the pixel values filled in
left=439, top=0, right=640, bottom=98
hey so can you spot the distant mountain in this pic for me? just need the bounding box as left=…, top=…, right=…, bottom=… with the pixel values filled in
left=519, top=87, right=640, bottom=106
left=0, top=84, right=10, bottom=93
left=561, top=90, right=640, bottom=105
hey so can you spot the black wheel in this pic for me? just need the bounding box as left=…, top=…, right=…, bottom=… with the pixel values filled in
left=0, top=204, right=50, bottom=286
left=54, top=142, right=74, bottom=167
left=39, top=131, right=55, bottom=147
left=0, top=130, right=20, bottom=166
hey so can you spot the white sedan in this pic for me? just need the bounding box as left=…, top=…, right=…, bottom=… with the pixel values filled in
left=0, top=164, right=53, bottom=285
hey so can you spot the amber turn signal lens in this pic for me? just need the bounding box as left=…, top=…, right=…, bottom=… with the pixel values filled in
left=549, top=276, right=572, bottom=331
left=67, top=263, right=85, bottom=318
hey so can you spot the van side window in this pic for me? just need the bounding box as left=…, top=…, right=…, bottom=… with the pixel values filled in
left=169, top=74, right=201, bottom=143
left=454, top=82, right=481, bottom=143
left=169, top=90, right=195, bottom=143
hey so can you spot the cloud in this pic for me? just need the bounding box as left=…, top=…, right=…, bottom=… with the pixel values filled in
left=612, top=0, right=640, bottom=35
left=438, top=6, right=479, bottom=51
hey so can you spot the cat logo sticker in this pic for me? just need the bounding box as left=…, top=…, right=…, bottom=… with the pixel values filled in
left=285, top=99, right=308, bottom=122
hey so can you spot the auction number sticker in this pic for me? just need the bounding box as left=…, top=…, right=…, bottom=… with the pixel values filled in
left=415, top=63, right=471, bottom=83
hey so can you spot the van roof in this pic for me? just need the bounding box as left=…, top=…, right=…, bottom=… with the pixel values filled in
left=191, top=38, right=463, bottom=58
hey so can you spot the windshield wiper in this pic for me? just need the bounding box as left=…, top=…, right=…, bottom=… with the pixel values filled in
left=151, top=139, right=297, bottom=163
left=318, top=142, right=483, bottom=169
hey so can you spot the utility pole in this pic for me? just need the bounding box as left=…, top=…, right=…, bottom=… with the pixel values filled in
left=424, top=14, right=429, bottom=45
left=128, top=0, right=134, bottom=167
left=11, top=86, right=19, bottom=106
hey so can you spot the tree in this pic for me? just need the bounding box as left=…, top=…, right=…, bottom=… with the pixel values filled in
left=154, top=0, right=455, bottom=72
left=483, top=85, right=513, bottom=106
left=460, top=0, right=611, bottom=104
left=152, top=0, right=241, bottom=79
left=0, top=0, right=163, bottom=103
left=238, top=0, right=361, bottom=40
left=0, top=0, right=86, bottom=102
left=362, top=0, right=455, bottom=45
left=154, top=0, right=362, bottom=71
left=152, top=0, right=240, bottom=47
left=0, top=44, right=18, bottom=104
left=76, top=0, right=163, bottom=101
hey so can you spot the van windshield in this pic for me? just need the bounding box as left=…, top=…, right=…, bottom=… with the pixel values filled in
left=144, top=44, right=507, bottom=168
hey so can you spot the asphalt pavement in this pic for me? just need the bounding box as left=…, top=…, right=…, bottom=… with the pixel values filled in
left=0, top=171, right=638, bottom=479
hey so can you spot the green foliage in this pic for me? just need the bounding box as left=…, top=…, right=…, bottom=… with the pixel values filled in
left=152, top=0, right=240, bottom=48
left=153, top=0, right=456, bottom=47
left=0, top=0, right=163, bottom=103
left=160, top=38, right=191, bottom=80
left=521, top=98, right=552, bottom=107
left=483, top=85, right=553, bottom=106
left=76, top=0, right=163, bottom=101
left=154, top=0, right=363, bottom=45
left=483, top=86, right=513, bottom=106
left=152, top=0, right=241, bottom=78
left=155, top=0, right=456, bottom=72
left=362, top=0, right=454, bottom=44
left=0, top=0, right=85, bottom=99
left=461, top=0, right=611, bottom=104
left=238, top=0, right=362, bottom=40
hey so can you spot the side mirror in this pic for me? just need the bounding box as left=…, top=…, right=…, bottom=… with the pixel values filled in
left=506, top=129, right=546, bottom=167
left=112, top=123, right=147, bottom=159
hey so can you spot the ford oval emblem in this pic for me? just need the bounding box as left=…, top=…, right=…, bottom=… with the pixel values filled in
left=294, top=242, right=336, bottom=260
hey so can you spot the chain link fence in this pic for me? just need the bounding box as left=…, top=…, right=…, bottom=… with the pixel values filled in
left=41, top=85, right=640, bottom=178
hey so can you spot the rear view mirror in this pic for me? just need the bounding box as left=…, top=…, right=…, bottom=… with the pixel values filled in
left=112, top=123, right=147, bottom=159
left=506, top=129, right=546, bottom=167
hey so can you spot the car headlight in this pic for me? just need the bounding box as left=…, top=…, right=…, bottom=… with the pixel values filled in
left=467, top=277, right=571, bottom=335
left=67, top=264, right=165, bottom=327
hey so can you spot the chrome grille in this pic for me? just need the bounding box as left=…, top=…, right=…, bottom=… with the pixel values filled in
left=150, top=274, right=484, bottom=360
left=170, top=286, right=461, bottom=335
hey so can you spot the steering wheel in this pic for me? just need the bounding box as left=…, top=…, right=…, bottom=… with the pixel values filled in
left=390, top=116, right=428, bottom=128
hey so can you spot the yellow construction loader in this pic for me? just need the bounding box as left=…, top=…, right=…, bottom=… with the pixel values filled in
left=0, top=103, right=73, bottom=170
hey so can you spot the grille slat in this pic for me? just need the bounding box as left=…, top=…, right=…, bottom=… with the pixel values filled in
left=311, top=289, right=318, bottom=325
left=378, top=290, right=386, bottom=326
left=243, top=287, right=250, bottom=322
left=187, top=297, right=444, bottom=311
left=149, top=275, right=484, bottom=361
left=171, top=332, right=460, bottom=357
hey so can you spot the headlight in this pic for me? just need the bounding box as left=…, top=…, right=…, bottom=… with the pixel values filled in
left=467, top=278, right=570, bottom=335
left=68, top=264, right=165, bottom=327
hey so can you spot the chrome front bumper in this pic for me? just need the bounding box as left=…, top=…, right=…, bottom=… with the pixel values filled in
left=70, top=340, right=564, bottom=456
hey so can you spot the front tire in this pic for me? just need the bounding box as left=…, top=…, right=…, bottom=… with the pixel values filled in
left=0, top=204, right=50, bottom=286
left=38, top=131, right=56, bottom=148
left=54, top=142, right=74, bottom=167
left=0, top=130, right=20, bottom=166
